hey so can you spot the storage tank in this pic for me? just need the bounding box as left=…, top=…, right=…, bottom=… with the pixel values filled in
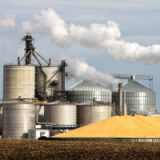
left=77, top=101, right=114, bottom=125
left=44, top=101, right=77, bottom=135
left=2, top=102, right=36, bottom=139
left=67, top=80, right=112, bottom=103
left=36, top=66, right=64, bottom=99
left=44, top=101, right=76, bottom=124
left=3, top=65, right=35, bottom=99
left=112, top=80, right=157, bottom=115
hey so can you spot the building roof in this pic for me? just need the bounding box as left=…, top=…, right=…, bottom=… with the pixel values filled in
left=113, top=80, right=155, bottom=93
left=67, top=80, right=110, bottom=91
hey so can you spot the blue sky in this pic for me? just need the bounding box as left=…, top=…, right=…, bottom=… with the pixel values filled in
left=1, top=0, right=160, bottom=111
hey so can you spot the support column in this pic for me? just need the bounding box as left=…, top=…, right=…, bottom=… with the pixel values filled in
left=113, top=102, right=115, bottom=116
left=118, top=83, right=122, bottom=116
left=123, top=90, right=126, bottom=115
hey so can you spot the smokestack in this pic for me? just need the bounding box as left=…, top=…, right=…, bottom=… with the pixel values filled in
left=48, top=58, right=51, bottom=67
left=22, top=34, right=35, bottom=65
left=123, top=103, right=127, bottom=115
left=122, top=90, right=127, bottom=115
left=131, top=75, right=135, bottom=80
left=17, top=57, right=20, bottom=65
left=60, top=60, right=67, bottom=91
left=118, top=83, right=122, bottom=116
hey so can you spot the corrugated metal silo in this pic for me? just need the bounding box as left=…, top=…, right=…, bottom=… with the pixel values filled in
left=67, top=80, right=112, bottom=103
left=3, top=65, right=35, bottom=99
left=112, top=80, right=157, bottom=115
left=2, top=102, right=36, bottom=139
left=77, top=101, right=114, bottom=125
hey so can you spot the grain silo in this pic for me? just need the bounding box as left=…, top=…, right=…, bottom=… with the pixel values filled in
left=44, top=101, right=77, bottom=135
left=2, top=102, right=36, bottom=139
left=67, top=80, right=112, bottom=103
left=44, top=101, right=76, bottom=124
left=35, top=62, right=65, bottom=100
left=77, top=101, right=114, bottom=125
left=3, top=65, right=35, bottom=99
left=1, top=34, right=69, bottom=139
left=112, top=80, right=157, bottom=115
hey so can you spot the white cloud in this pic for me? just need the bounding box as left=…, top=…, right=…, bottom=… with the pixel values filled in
left=17, top=48, right=24, bottom=58
left=0, top=14, right=16, bottom=30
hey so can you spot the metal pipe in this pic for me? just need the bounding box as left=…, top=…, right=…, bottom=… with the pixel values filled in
left=32, top=51, right=42, bottom=66
left=48, top=59, right=51, bottom=67
left=123, top=90, right=126, bottom=115
left=60, top=60, right=66, bottom=90
left=17, top=57, right=20, bottom=65
left=113, top=102, right=115, bottom=116
left=18, top=99, right=59, bottom=131
left=34, top=51, right=49, bottom=65
left=19, top=50, right=30, bottom=64
left=1, top=98, right=36, bottom=101
left=15, top=98, right=59, bottom=132
left=123, top=103, right=127, bottom=115
left=118, top=83, right=122, bottom=116
left=1, top=98, right=59, bottom=134
left=39, top=67, right=47, bottom=100
left=124, top=90, right=126, bottom=104
left=36, top=104, right=59, bottom=134
left=32, top=51, right=47, bottom=99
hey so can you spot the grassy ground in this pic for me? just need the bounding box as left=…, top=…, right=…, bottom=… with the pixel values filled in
left=0, top=139, right=160, bottom=159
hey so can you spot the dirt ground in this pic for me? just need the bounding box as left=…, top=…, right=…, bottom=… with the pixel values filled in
left=0, top=139, right=160, bottom=159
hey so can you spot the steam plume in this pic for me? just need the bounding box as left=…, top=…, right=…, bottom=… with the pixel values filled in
left=0, top=14, right=16, bottom=30
left=21, top=8, right=160, bottom=65
left=17, top=48, right=24, bottom=58
left=52, top=53, right=119, bottom=85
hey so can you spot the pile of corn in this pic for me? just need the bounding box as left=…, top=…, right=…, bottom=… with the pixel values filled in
left=53, top=115, right=160, bottom=138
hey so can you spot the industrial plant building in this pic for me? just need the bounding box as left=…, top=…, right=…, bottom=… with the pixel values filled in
left=0, top=34, right=158, bottom=139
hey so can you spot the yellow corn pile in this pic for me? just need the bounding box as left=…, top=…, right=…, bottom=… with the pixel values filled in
left=53, top=115, right=160, bottom=138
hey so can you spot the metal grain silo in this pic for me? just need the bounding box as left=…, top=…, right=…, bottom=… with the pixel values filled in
left=67, top=80, right=112, bottom=103
left=3, top=65, right=35, bottom=99
left=44, top=101, right=77, bottom=136
left=77, top=101, right=114, bottom=125
left=2, top=102, right=36, bottom=139
left=36, top=66, right=64, bottom=99
left=44, top=101, right=76, bottom=125
left=112, top=80, right=157, bottom=115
